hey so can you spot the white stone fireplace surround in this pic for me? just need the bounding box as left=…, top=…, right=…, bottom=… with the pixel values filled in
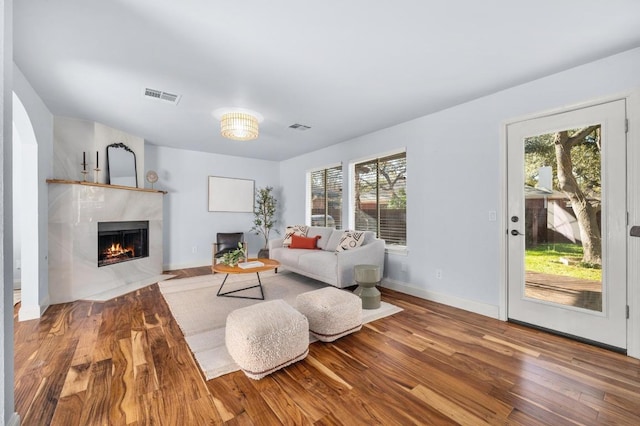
left=48, top=180, right=165, bottom=304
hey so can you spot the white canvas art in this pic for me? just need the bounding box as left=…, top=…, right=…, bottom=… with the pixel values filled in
left=208, top=176, right=254, bottom=212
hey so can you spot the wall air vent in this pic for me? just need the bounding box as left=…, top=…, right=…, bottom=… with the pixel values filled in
left=143, top=88, right=181, bottom=105
left=289, top=123, right=311, bottom=131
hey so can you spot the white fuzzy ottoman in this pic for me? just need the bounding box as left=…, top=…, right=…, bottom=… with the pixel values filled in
left=296, top=287, right=362, bottom=342
left=226, top=299, right=309, bottom=380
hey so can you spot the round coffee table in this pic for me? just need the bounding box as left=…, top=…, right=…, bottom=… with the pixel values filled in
left=212, top=258, right=280, bottom=300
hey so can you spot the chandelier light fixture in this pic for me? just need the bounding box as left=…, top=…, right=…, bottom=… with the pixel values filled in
left=214, top=108, right=263, bottom=141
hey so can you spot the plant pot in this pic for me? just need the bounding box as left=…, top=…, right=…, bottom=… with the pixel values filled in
left=258, top=248, right=270, bottom=259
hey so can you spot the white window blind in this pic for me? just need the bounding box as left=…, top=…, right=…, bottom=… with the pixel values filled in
left=354, top=152, right=406, bottom=245
left=309, top=166, right=342, bottom=229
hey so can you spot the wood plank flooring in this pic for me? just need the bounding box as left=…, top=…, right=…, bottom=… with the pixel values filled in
left=14, top=266, right=640, bottom=425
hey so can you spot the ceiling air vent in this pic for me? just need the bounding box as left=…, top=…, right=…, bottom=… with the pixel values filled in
left=143, top=88, right=181, bottom=105
left=289, top=123, right=311, bottom=131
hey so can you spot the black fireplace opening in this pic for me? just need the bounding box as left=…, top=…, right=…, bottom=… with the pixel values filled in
left=98, top=221, right=149, bottom=267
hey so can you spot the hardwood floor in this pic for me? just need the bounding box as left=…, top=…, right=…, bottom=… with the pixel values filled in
left=14, top=266, right=640, bottom=425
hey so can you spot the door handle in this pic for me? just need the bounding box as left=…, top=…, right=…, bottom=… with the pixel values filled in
left=511, top=229, right=524, bottom=236
left=631, top=226, right=640, bottom=237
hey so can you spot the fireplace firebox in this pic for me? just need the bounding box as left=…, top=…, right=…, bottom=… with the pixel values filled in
left=98, top=221, right=149, bottom=267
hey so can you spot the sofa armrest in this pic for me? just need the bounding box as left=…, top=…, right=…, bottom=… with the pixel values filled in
left=268, top=238, right=284, bottom=251
left=335, top=239, right=385, bottom=287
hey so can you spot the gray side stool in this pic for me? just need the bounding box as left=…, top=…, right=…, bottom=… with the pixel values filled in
left=353, top=264, right=381, bottom=309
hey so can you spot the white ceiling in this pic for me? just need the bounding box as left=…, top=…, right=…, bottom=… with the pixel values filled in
left=13, top=1, right=640, bottom=161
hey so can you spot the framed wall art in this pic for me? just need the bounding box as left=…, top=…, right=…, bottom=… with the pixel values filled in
left=208, top=176, right=255, bottom=212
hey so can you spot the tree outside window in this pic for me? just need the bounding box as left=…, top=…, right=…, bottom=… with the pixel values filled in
left=309, top=166, right=342, bottom=229
left=354, top=152, right=406, bottom=246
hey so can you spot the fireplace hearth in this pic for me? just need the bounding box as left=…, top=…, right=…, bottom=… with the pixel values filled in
left=98, top=221, right=149, bottom=267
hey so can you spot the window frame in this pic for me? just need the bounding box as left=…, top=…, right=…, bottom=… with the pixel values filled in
left=349, top=148, right=407, bottom=252
left=306, top=163, right=343, bottom=229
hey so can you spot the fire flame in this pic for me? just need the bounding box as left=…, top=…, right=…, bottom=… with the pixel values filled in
left=104, top=243, right=134, bottom=258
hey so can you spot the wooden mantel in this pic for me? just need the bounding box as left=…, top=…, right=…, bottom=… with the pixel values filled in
left=46, top=179, right=167, bottom=194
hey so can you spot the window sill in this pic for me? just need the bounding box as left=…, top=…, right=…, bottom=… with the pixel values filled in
left=385, top=245, right=408, bottom=256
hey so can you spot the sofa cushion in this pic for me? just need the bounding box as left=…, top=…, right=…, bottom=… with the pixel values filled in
left=307, top=226, right=334, bottom=250
left=289, top=234, right=321, bottom=249
left=335, top=230, right=366, bottom=252
left=271, top=247, right=309, bottom=266
left=297, top=251, right=337, bottom=281
left=283, top=225, right=310, bottom=246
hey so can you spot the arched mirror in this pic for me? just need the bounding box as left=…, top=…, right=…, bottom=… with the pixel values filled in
left=106, top=143, right=138, bottom=187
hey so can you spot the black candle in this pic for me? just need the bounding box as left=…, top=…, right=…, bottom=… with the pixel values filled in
left=83, top=152, right=86, bottom=170
left=96, top=151, right=99, bottom=168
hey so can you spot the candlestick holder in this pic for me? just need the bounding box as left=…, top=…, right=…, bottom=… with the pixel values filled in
left=81, top=160, right=88, bottom=181
left=93, top=168, right=101, bottom=183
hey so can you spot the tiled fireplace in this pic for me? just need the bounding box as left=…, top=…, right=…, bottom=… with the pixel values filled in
left=48, top=181, right=164, bottom=304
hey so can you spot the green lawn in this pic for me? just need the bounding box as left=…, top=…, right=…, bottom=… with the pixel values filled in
left=525, top=243, right=602, bottom=282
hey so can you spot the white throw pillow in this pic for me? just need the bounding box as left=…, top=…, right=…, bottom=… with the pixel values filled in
left=326, top=230, right=345, bottom=252
left=335, top=230, right=366, bottom=252
left=282, top=225, right=310, bottom=247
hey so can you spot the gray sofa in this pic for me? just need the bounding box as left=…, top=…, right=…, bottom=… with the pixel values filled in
left=268, top=226, right=385, bottom=288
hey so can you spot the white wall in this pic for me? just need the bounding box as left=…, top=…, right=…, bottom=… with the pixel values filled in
left=145, top=145, right=280, bottom=270
left=13, top=65, right=53, bottom=320
left=11, top=121, right=20, bottom=286
left=1, top=0, right=18, bottom=423
left=279, top=47, right=640, bottom=318
left=95, top=122, right=144, bottom=186
left=54, top=117, right=144, bottom=186
left=53, top=116, right=93, bottom=180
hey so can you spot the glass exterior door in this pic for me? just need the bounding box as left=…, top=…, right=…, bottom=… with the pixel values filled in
left=507, top=100, right=627, bottom=349
left=523, top=128, right=603, bottom=312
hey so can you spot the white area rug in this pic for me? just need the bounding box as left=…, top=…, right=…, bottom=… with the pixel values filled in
left=159, top=270, right=403, bottom=380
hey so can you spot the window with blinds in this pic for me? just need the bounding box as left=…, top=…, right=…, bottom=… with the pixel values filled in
left=309, top=166, right=342, bottom=229
left=354, top=152, right=406, bottom=246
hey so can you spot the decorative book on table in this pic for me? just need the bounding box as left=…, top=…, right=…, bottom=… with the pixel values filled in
left=238, top=261, right=265, bottom=269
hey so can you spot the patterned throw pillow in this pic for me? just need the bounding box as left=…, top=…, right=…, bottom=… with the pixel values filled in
left=335, top=230, right=366, bottom=252
left=282, top=225, right=310, bottom=247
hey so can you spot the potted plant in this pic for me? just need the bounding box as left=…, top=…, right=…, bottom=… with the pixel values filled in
left=251, top=186, right=278, bottom=258
left=220, top=242, right=246, bottom=267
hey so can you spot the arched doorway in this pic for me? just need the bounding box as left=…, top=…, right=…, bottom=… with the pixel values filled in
left=13, top=92, right=44, bottom=320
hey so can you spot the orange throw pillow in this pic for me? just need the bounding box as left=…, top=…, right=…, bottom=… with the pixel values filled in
left=289, top=234, right=321, bottom=249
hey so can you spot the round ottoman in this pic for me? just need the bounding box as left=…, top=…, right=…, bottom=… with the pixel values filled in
left=353, top=264, right=381, bottom=309
left=226, top=299, right=309, bottom=380
left=296, top=287, right=362, bottom=342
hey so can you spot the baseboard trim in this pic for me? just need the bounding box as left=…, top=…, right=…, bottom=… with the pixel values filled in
left=7, top=413, right=20, bottom=426
left=381, top=278, right=500, bottom=319
left=163, top=261, right=210, bottom=271
left=18, top=300, right=49, bottom=321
